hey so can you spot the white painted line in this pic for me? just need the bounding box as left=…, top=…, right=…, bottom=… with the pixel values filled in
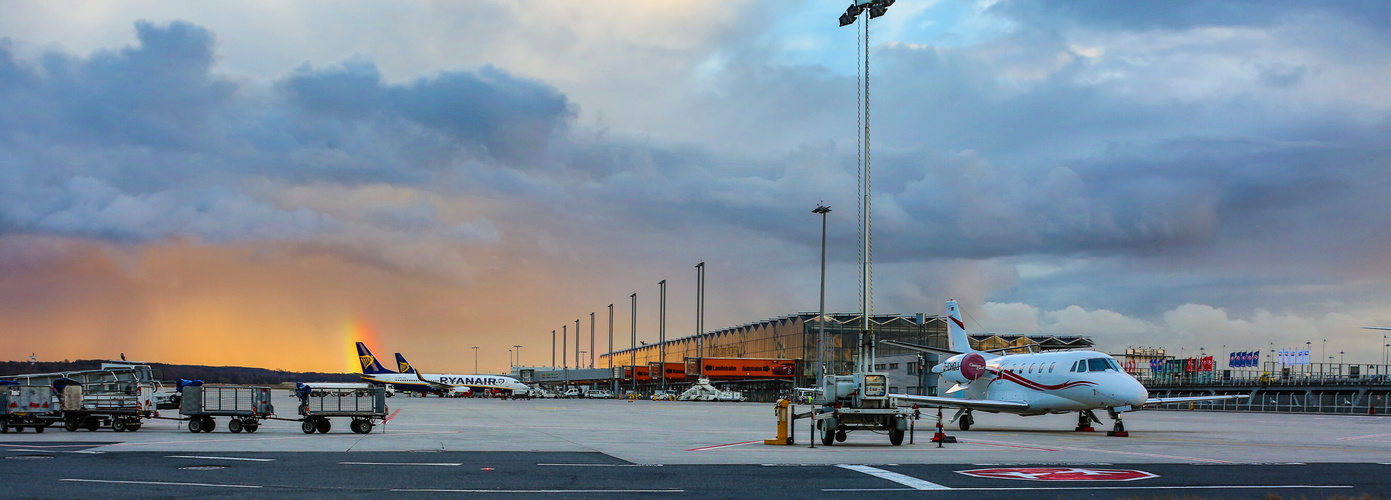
left=1338, top=432, right=1391, bottom=441
left=837, top=464, right=951, bottom=490
left=167, top=455, right=276, bottom=462
left=336, top=465, right=461, bottom=467
left=537, top=463, right=662, bottom=467
left=825, top=485, right=1351, bottom=492
left=393, top=489, right=683, bottom=493
left=60, top=479, right=261, bottom=489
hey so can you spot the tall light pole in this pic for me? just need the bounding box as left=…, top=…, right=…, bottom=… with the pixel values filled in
left=813, top=203, right=831, bottom=388
left=659, top=279, right=667, bottom=392
left=1322, top=338, right=1327, bottom=376
left=575, top=319, right=581, bottom=372
left=609, top=303, right=615, bottom=394
left=514, top=345, right=522, bottom=368
left=839, top=0, right=896, bottom=374
left=552, top=330, right=556, bottom=369
left=695, top=262, right=705, bottom=378
left=630, top=293, right=637, bottom=393
left=472, top=346, right=479, bottom=374
left=590, top=312, right=595, bottom=369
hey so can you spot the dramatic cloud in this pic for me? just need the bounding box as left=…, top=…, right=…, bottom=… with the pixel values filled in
left=0, top=2, right=1388, bottom=370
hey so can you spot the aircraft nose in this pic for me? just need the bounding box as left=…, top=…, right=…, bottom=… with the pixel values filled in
left=1119, top=377, right=1148, bottom=406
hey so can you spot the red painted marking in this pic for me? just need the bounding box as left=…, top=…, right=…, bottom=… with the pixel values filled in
left=383, top=409, right=401, bottom=423
left=684, top=440, right=760, bottom=451
left=957, top=467, right=1158, bottom=481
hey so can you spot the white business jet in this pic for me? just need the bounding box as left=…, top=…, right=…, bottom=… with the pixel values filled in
left=887, top=300, right=1246, bottom=436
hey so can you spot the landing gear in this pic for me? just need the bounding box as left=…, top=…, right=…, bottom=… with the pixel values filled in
left=1107, top=411, right=1129, bottom=437
left=1075, top=411, right=1095, bottom=432
left=958, top=410, right=974, bottom=431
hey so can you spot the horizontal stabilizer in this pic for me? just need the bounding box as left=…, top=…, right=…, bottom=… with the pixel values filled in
left=880, top=339, right=962, bottom=356
left=945, top=383, right=968, bottom=394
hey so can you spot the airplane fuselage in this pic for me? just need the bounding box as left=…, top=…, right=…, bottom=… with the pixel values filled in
left=945, top=350, right=1149, bottom=415
left=360, top=373, right=527, bottom=394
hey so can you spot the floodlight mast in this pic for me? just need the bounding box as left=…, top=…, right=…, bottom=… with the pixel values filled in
left=839, top=0, right=893, bottom=375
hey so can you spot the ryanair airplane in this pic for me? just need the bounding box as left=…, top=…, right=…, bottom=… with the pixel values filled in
left=356, top=342, right=529, bottom=396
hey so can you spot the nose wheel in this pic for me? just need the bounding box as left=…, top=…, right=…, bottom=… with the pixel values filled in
left=1107, top=414, right=1129, bottom=437
left=1075, top=411, right=1095, bottom=432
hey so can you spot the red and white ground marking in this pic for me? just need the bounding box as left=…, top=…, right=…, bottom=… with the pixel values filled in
left=957, top=467, right=1158, bottom=481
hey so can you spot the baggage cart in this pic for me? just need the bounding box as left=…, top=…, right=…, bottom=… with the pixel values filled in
left=0, top=383, right=59, bottom=433
left=294, top=382, right=386, bottom=434
left=179, top=384, right=274, bottom=433
left=58, top=379, right=155, bottom=432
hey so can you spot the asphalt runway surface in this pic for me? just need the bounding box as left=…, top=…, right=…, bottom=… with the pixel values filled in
left=2, top=396, right=1390, bottom=498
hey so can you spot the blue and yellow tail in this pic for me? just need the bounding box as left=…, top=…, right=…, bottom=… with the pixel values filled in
left=394, top=353, right=418, bottom=374
left=356, top=342, right=394, bottom=375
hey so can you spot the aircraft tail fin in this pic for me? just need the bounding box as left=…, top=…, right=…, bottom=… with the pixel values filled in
left=393, top=353, right=417, bottom=374
left=946, top=300, right=974, bottom=353
left=356, top=342, right=394, bottom=375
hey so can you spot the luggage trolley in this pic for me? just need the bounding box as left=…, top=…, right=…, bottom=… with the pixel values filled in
left=0, top=382, right=59, bottom=433
left=57, top=378, right=155, bottom=432
left=294, top=382, right=387, bottom=434
left=178, top=381, right=274, bottom=433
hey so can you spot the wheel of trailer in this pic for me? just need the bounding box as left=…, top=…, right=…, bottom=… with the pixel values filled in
left=64, top=419, right=78, bottom=432
left=34, top=425, right=44, bottom=433
left=200, top=418, right=216, bottom=433
left=349, top=419, right=364, bottom=434
left=316, top=419, right=331, bottom=434
left=85, top=419, right=100, bottom=432
left=360, top=420, right=373, bottom=434
left=125, top=423, right=139, bottom=432
left=301, top=421, right=316, bottom=434
left=889, top=425, right=904, bottom=446
left=112, top=418, right=127, bottom=432
left=0, top=419, right=8, bottom=433
left=818, top=421, right=835, bottom=446
left=244, top=421, right=258, bottom=433
left=835, top=430, right=847, bottom=443
left=188, top=418, right=203, bottom=433
left=229, top=418, right=244, bottom=433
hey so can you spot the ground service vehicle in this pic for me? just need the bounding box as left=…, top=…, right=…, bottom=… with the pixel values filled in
left=295, top=382, right=387, bottom=434
left=58, top=379, right=156, bottom=432
left=179, top=382, right=274, bottom=433
left=0, top=383, right=57, bottom=433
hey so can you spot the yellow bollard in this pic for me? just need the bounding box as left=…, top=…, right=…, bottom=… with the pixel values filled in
left=764, top=399, right=792, bottom=445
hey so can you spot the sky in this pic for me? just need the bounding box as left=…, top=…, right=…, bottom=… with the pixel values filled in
left=1, top=0, right=1389, bottom=373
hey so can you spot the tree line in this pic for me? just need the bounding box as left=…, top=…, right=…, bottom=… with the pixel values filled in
left=0, top=360, right=360, bottom=385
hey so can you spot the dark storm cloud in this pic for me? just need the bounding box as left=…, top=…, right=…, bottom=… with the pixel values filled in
left=0, top=20, right=575, bottom=245
left=282, top=60, right=575, bottom=166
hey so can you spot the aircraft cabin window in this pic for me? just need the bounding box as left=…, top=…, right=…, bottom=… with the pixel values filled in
left=1049, top=362, right=1056, bottom=373
left=1030, top=363, right=1037, bottom=373
left=1087, top=358, right=1112, bottom=372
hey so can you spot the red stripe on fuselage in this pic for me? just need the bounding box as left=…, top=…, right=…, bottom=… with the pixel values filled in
left=993, top=369, right=1095, bottom=392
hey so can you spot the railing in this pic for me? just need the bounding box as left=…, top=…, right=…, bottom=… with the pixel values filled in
left=1146, top=389, right=1391, bottom=415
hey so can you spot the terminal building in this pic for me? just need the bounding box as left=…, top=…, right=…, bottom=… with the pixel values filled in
left=517, top=311, right=1093, bottom=402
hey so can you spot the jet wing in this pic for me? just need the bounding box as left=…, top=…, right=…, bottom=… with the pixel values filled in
left=1144, top=394, right=1248, bottom=405
left=891, top=393, right=1030, bottom=411
left=413, top=371, right=458, bottom=393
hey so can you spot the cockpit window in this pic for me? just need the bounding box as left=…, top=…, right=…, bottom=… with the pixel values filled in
left=1076, top=360, right=1087, bottom=372
left=1087, top=358, right=1113, bottom=372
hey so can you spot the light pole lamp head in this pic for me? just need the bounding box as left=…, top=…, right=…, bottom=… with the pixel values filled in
left=813, top=205, right=831, bottom=214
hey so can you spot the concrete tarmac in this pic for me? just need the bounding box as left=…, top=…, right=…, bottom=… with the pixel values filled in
left=3, top=395, right=1390, bottom=465
left=5, top=397, right=1391, bottom=498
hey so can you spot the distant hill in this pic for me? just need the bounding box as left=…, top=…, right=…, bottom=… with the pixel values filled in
left=0, top=359, right=360, bottom=385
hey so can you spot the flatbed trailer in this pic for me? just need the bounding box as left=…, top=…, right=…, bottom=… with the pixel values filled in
left=294, top=382, right=387, bottom=434
left=58, top=380, right=155, bottom=432
left=179, top=385, right=274, bottom=433
left=0, top=384, right=59, bottom=433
